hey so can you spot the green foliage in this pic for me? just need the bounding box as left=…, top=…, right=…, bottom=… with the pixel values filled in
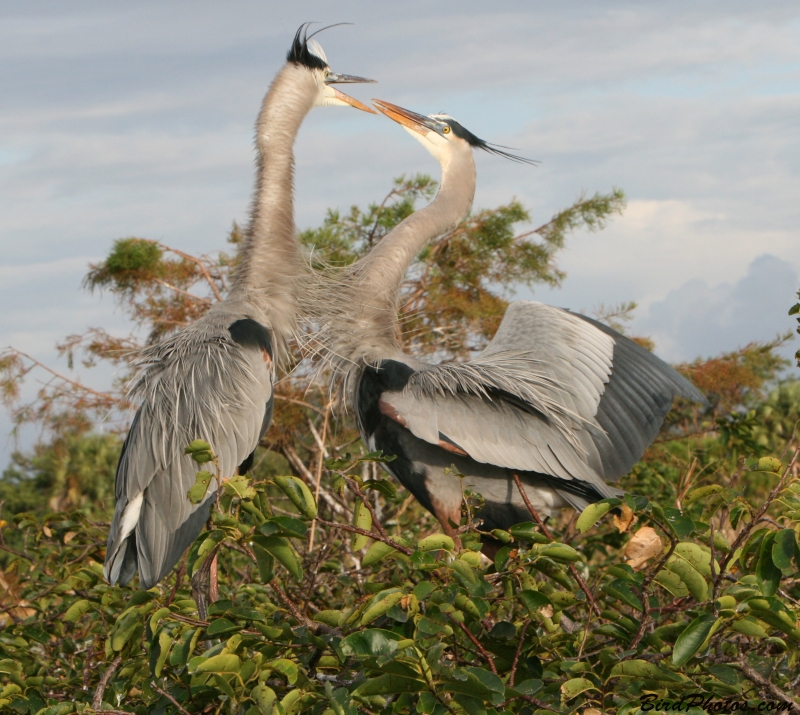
left=0, top=441, right=799, bottom=713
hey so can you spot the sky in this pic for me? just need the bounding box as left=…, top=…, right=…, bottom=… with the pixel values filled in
left=1, top=2, right=799, bottom=464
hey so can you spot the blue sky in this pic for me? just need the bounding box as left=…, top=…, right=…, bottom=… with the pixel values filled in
left=1, top=2, right=799, bottom=463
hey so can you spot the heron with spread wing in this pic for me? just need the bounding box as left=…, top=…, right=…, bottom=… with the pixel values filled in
left=104, top=25, right=375, bottom=590
left=308, top=100, right=706, bottom=548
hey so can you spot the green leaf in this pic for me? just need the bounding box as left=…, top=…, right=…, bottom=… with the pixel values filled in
left=665, top=555, right=708, bottom=601
left=755, top=456, right=782, bottom=473
left=602, top=578, right=643, bottom=611
left=195, top=653, right=241, bottom=674
left=152, top=630, right=174, bottom=677
left=207, top=618, right=240, bottom=636
left=351, top=499, right=371, bottom=551
left=352, top=673, right=425, bottom=697
left=360, top=590, right=405, bottom=626
left=312, top=610, right=342, bottom=628
left=340, top=629, right=401, bottom=657
left=273, top=476, right=318, bottom=519
left=251, top=684, right=277, bottom=715
left=258, top=516, right=308, bottom=539
left=772, top=529, right=797, bottom=570
left=576, top=499, right=620, bottom=533
left=252, top=542, right=274, bottom=583
left=223, top=474, right=256, bottom=500
left=610, top=659, right=683, bottom=681
left=672, top=614, right=718, bottom=666
left=253, top=535, right=302, bottom=581
left=269, top=658, right=299, bottom=685
left=654, top=570, right=689, bottom=598
left=662, top=508, right=695, bottom=538
left=111, top=609, right=141, bottom=651
left=417, top=533, right=455, bottom=551
left=63, top=599, right=91, bottom=623
left=362, top=540, right=397, bottom=567
left=730, top=617, right=768, bottom=639
left=756, top=531, right=781, bottom=597
left=683, top=484, right=724, bottom=506
left=363, top=478, right=397, bottom=498
left=508, top=522, right=550, bottom=543
left=674, top=542, right=717, bottom=577
left=187, top=470, right=214, bottom=504
left=517, top=589, right=553, bottom=615
left=185, top=439, right=214, bottom=464
left=560, top=677, right=598, bottom=701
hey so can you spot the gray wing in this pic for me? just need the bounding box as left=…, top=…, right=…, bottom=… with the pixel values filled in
left=105, top=341, right=272, bottom=589
left=381, top=301, right=704, bottom=489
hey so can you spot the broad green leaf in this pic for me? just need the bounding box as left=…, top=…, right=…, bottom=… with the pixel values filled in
left=674, top=542, right=717, bottom=577
left=340, top=629, right=401, bottom=656
left=672, top=614, right=718, bottom=666
left=253, top=535, right=302, bottom=581
left=560, top=677, right=598, bottom=700
left=683, top=484, right=724, bottom=506
left=185, top=439, right=214, bottom=464
left=251, top=684, right=277, bottom=715
left=223, top=474, right=256, bottom=500
left=152, top=630, right=174, bottom=677
left=111, top=609, right=141, bottom=651
left=187, top=470, right=214, bottom=504
left=610, top=659, right=683, bottom=681
left=273, top=476, right=317, bottom=519
left=665, top=554, right=708, bottom=601
left=252, top=542, right=274, bottom=584
left=662, top=508, right=696, bottom=538
left=508, top=522, right=550, bottom=543
left=361, top=590, right=405, bottom=625
left=195, top=653, right=241, bottom=674
left=772, top=529, right=797, bottom=570
left=756, top=531, right=781, bottom=597
left=363, top=478, right=397, bottom=498
left=63, top=599, right=91, bottom=623
left=576, top=499, right=620, bottom=533
left=258, top=516, right=308, bottom=539
left=602, top=578, right=643, bottom=611
left=351, top=499, right=372, bottom=551
left=517, top=589, right=553, bottom=615
left=207, top=618, right=240, bottom=636
left=312, top=610, right=342, bottom=628
left=417, top=533, right=455, bottom=551
left=362, top=540, right=397, bottom=567
left=269, top=658, right=299, bottom=685
left=352, top=673, right=425, bottom=697
left=756, top=456, right=782, bottom=473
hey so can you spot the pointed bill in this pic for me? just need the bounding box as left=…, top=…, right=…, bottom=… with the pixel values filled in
left=330, top=87, right=376, bottom=114
left=372, top=99, right=434, bottom=135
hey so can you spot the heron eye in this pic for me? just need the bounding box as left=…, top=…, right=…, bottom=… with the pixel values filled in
left=442, top=125, right=451, bottom=134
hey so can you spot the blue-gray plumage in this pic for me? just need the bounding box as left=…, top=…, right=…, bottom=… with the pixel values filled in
left=307, top=100, right=706, bottom=544
left=104, top=25, right=375, bottom=589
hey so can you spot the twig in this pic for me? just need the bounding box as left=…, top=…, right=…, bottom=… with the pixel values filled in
left=717, top=445, right=800, bottom=580
left=736, top=661, right=800, bottom=713
left=151, top=682, right=192, bottom=715
left=512, top=473, right=602, bottom=617
left=270, top=579, right=310, bottom=627
left=159, top=242, right=223, bottom=302
left=92, top=654, right=122, bottom=709
left=453, top=619, right=497, bottom=674
left=12, top=349, right=116, bottom=401
left=509, top=621, right=530, bottom=687
left=316, top=518, right=412, bottom=556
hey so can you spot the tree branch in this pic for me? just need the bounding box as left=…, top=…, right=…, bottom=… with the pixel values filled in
left=92, top=654, right=122, bottom=709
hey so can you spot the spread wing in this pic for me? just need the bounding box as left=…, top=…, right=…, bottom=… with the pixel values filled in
left=378, top=301, right=705, bottom=491
left=105, top=336, right=273, bottom=589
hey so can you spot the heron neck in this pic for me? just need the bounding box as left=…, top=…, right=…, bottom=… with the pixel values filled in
left=343, top=147, right=477, bottom=359
left=229, top=63, right=316, bottom=332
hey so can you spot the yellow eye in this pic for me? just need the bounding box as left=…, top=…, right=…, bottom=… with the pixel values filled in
left=442, top=125, right=451, bottom=134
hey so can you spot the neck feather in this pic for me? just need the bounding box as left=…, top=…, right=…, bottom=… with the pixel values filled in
left=229, top=63, right=316, bottom=336
left=315, top=146, right=477, bottom=366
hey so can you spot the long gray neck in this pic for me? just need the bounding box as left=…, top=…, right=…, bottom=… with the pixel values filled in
left=325, top=145, right=477, bottom=364
left=228, top=63, right=316, bottom=337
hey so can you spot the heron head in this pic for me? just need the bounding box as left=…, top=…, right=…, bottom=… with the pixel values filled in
left=372, top=99, right=536, bottom=164
left=287, top=24, right=376, bottom=113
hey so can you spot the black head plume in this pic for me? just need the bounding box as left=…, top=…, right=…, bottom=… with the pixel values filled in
left=287, top=22, right=353, bottom=71
left=287, top=23, right=328, bottom=70
left=443, top=118, right=538, bottom=165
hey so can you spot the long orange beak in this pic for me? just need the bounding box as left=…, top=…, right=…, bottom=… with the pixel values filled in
left=372, top=99, right=434, bottom=135
left=331, top=87, right=376, bottom=114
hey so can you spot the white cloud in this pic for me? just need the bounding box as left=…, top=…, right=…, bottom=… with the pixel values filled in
left=638, top=254, right=798, bottom=362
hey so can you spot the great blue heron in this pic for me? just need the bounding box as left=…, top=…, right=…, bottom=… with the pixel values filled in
left=104, top=25, right=375, bottom=590
left=309, top=100, right=706, bottom=545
